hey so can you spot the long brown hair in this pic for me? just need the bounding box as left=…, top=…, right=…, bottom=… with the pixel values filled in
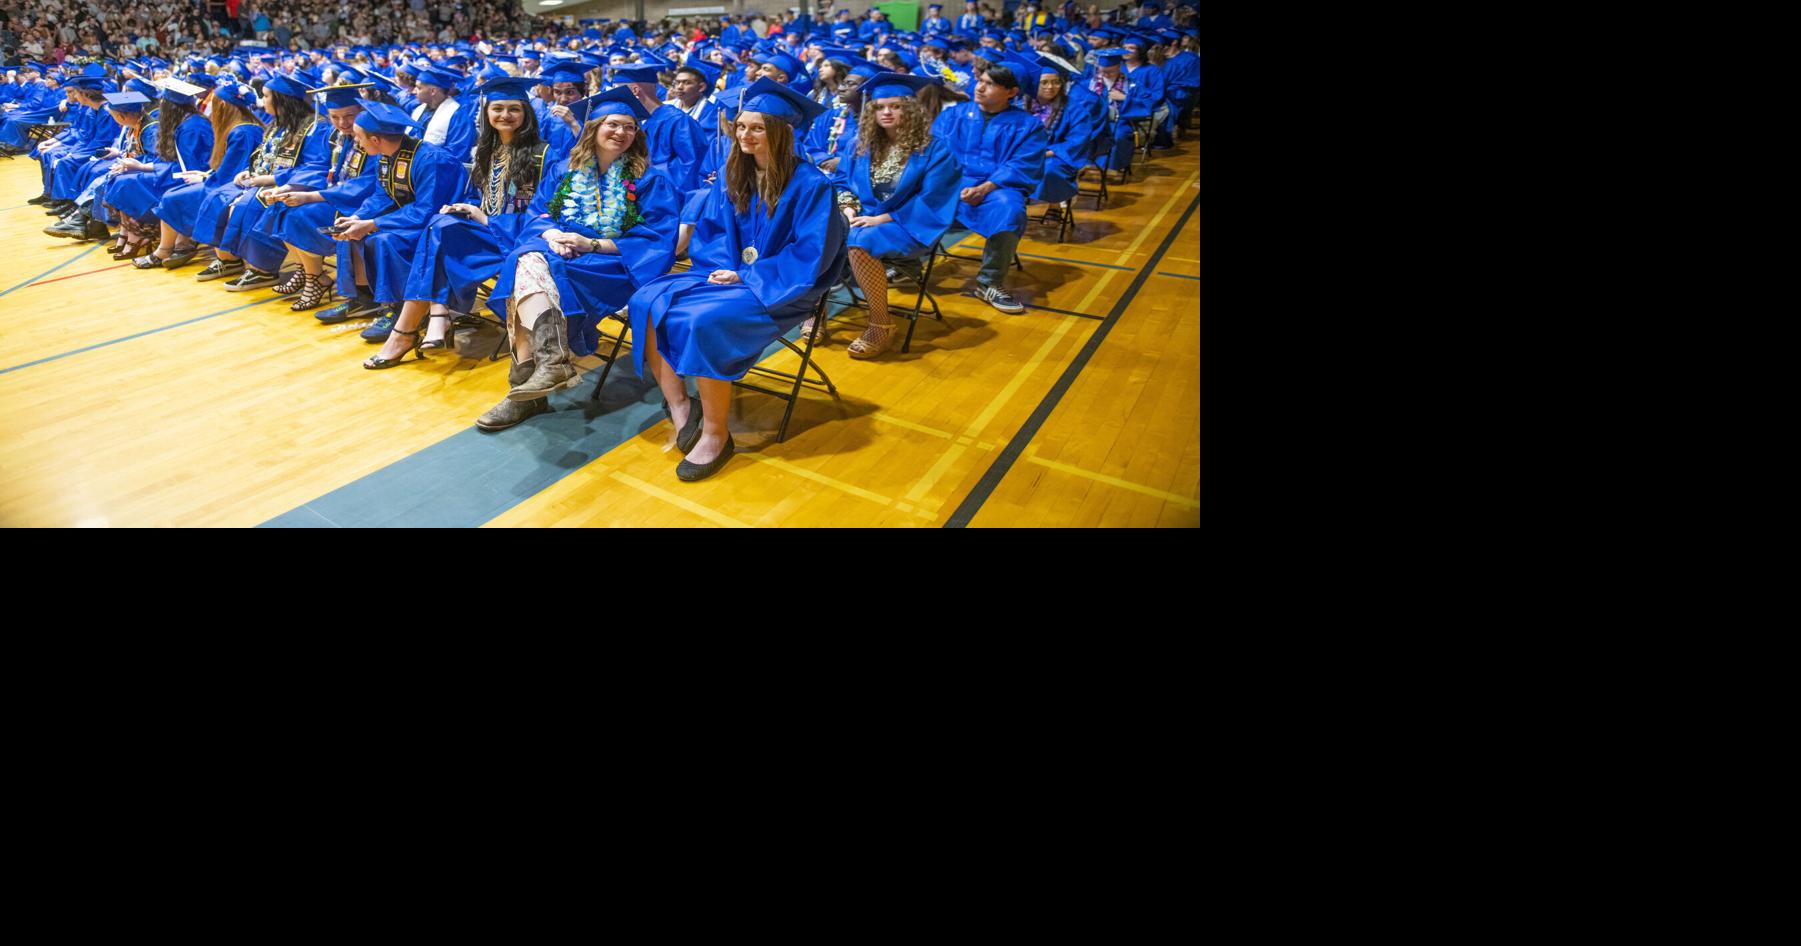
left=566, top=114, right=649, bottom=180
left=207, top=99, right=262, bottom=171
left=155, top=98, right=201, bottom=161
left=726, top=114, right=797, bottom=216
left=472, top=98, right=546, bottom=196
left=855, top=93, right=930, bottom=164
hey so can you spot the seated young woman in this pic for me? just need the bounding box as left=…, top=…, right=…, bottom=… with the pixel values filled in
left=626, top=78, right=849, bottom=482
left=365, top=76, right=551, bottom=368
left=105, top=79, right=214, bottom=261
left=1008, top=52, right=1102, bottom=208
left=259, top=86, right=382, bottom=314
left=474, top=86, right=681, bottom=433
left=201, top=73, right=329, bottom=289
left=134, top=81, right=263, bottom=270
left=824, top=71, right=962, bottom=358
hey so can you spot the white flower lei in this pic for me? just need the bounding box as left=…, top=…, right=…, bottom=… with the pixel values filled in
left=562, top=161, right=632, bottom=239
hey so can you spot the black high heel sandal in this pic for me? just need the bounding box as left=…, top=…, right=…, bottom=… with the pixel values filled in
left=290, top=275, right=335, bottom=312
left=363, top=323, right=424, bottom=370
left=419, top=313, right=454, bottom=353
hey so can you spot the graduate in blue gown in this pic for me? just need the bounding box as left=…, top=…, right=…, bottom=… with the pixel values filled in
left=198, top=74, right=327, bottom=288
left=932, top=62, right=1047, bottom=314
left=627, top=79, right=849, bottom=481
left=111, top=80, right=214, bottom=261
left=43, top=90, right=155, bottom=245
left=612, top=62, right=708, bottom=194
left=363, top=77, right=552, bottom=366
left=826, top=72, right=962, bottom=359
left=137, top=82, right=263, bottom=270
left=1161, top=33, right=1199, bottom=140
left=266, top=87, right=386, bottom=316
left=224, top=85, right=341, bottom=294
left=322, top=100, right=468, bottom=330
left=41, top=75, right=118, bottom=209
left=1008, top=53, right=1101, bottom=206
left=470, top=87, right=680, bottom=432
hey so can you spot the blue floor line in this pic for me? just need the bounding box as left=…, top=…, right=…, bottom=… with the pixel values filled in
left=0, top=295, right=280, bottom=376
left=260, top=300, right=850, bottom=528
left=0, top=243, right=99, bottom=299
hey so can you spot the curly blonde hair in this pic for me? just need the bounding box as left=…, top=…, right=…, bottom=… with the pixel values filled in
left=855, top=93, right=931, bottom=167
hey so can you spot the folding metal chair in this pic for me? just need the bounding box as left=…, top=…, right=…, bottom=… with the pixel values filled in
left=833, top=249, right=945, bottom=355
left=732, top=288, right=841, bottom=443
left=1037, top=197, right=1077, bottom=244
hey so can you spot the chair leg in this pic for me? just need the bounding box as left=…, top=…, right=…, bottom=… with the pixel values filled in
left=776, top=303, right=828, bottom=443
left=591, top=317, right=629, bottom=401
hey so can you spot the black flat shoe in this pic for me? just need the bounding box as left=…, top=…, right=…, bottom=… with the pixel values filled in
left=672, top=399, right=703, bottom=454
left=676, top=435, right=735, bottom=482
left=162, top=246, right=201, bottom=269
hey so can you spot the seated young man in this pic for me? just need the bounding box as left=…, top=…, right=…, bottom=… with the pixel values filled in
left=932, top=63, right=1047, bottom=315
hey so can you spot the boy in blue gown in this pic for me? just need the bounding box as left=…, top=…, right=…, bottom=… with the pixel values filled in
left=932, top=63, right=1047, bottom=315
left=613, top=62, right=707, bottom=194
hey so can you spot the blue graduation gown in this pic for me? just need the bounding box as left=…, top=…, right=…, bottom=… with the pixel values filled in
left=49, top=105, right=119, bottom=198
left=160, top=123, right=262, bottom=243
left=1035, top=91, right=1104, bottom=204
left=830, top=135, right=962, bottom=260
left=403, top=149, right=552, bottom=314
left=643, top=104, right=708, bottom=193
left=107, top=115, right=214, bottom=219
left=803, top=102, right=858, bottom=165
left=196, top=125, right=294, bottom=252
left=226, top=120, right=335, bottom=272
left=278, top=139, right=381, bottom=258
left=627, top=162, right=847, bottom=382
left=935, top=103, right=1047, bottom=238
left=487, top=163, right=680, bottom=356
left=334, top=140, right=468, bottom=303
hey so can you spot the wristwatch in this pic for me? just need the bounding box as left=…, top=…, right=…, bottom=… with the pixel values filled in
left=589, top=238, right=603, bottom=253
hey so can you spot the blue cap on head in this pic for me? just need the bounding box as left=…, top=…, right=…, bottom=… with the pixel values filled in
left=610, top=63, right=662, bottom=85
left=212, top=82, right=258, bottom=111
left=738, top=77, right=827, bottom=129
left=681, top=60, right=722, bottom=88
left=999, top=52, right=1041, bottom=92
left=1091, top=47, right=1124, bottom=66
left=859, top=72, right=933, bottom=102
left=477, top=76, right=538, bottom=102
left=354, top=99, right=423, bottom=135
left=763, top=52, right=804, bottom=81
left=539, top=60, right=591, bottom=87
left=127, top=77, right=160, bottom=98
left=1034, top=53, right=1076, bottom=80
left=312, top=83, right=374, bottom=109
left=571, top=85, right=651, bottom=124
left=264, top=73, right=313, bottom=101
left=103, top=91, right=151, bottom=112
left=415, top=66, right=465, bottom=91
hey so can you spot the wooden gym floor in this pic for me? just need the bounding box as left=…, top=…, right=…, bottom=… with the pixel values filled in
left=0, top=139, right=1199, bottom=527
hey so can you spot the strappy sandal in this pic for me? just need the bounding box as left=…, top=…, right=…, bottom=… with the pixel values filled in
left=290, top=274, right=335, bottom=312
left=270, top=268, right=307, bottom=296
left=419, top=313, right=455, bottom=353
left=132, top=253, right=166, bottom=270
left=363, top=324, right=424, bottom=370
left=847, top=320, right=897, bottom=360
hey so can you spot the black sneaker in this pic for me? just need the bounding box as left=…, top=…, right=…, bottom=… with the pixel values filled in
left=315, top=296, right=382, bottom=323
left=224, top=269, right=279, bottom=292
left=970, top=285, right=1026, bottom=314
left=194, top=259, right=245, bottom=282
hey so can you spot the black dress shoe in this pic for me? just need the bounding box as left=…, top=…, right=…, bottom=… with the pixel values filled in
left=43, top=218, right=87, bottom=239
left=676, top=435, right=735, bottom=482
left=83, top=218, right=110, bottom=242
left=671, top=399, right=704, bottom=454
left=43, top=200, right=74, bottom=216
left=26, top=193, right=53, bottom=205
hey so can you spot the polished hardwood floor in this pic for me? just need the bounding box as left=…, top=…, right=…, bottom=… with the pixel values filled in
left=0, top=137, right=1199, bottom=527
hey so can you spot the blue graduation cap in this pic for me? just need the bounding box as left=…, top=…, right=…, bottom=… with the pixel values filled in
left=415, top=66, right=465, bottom=91
left=570, top=86, right=650, bottom=124
left=477, top=76, right=538, bottom=102
left=1000, top=52, right=1042, bottom=92
left=610, top=63, right=662, bottom=86
left=126, top=77, right=160, bottom=98
left=1090, top=47, right=1125, bottom=66
left=213, top=82, right=258, bottom=111
left=157, top=78, right=206, bottom=106
left=312, top=83, right=375, bottom=109
left=540, top=60, right=591, bottom=87
left=265, top=73, right=313, bottom=100
left=354, top=99, right=423, bottom=135
left=859, top=72, right=933, bottom=102
left=739, top=77, right=826, bottom=129
left=103, top=91, right=151, bottom=112
left=715, top=85, right=746, bottom=120
left=681, top=60, right=722, bottom=88
left=762, top=52, right=804, bottom=81
left=1034, top=53, right=1077, bottom=80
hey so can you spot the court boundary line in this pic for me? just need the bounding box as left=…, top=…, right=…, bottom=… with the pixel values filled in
left=0, top=295, right=280, bottom=376
left=0, top=244, right=99, bottom=299
left=942, top=194, right=1201, bottom=528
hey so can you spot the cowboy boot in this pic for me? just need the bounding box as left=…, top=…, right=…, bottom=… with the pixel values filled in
left=506, top=308, right=581, bottom=401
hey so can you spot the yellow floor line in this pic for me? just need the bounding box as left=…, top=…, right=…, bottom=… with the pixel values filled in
left=964, top=316, right=1082, bottom=436
left=1068, top=172, right=1200, bottom=315
left=904, top=443, right=968, bottom=505
left=739, top=453, right=895, bottom=506
left=871, top=411, right=995, bottom=450
left=609, top=471, right=753, bottom=528
left=1024, top=454, right=1201, bottom=510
